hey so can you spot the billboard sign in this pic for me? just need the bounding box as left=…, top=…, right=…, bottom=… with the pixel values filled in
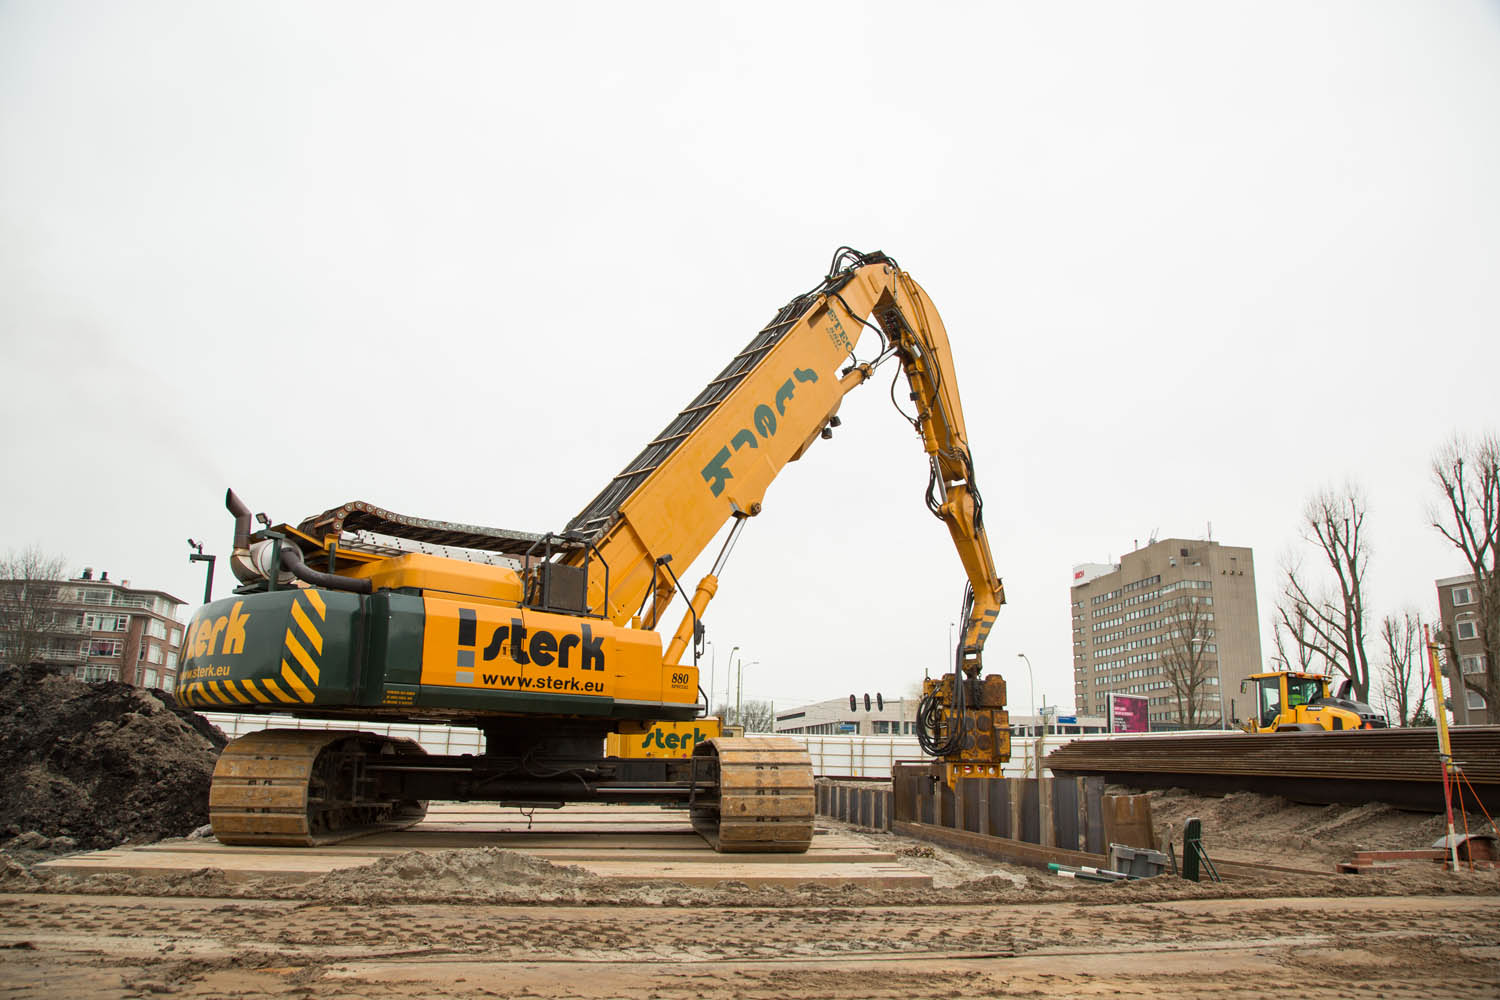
left=1108, top=693, right=1149, bottom=734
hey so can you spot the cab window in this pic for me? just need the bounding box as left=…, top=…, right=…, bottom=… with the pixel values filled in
left=1287, top=677, right=1321, bottom=708
left=1257, top=678, right=1283, bottom=727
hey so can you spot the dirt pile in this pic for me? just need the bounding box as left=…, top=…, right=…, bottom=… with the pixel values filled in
left=297, top=848, right=603, bottom=904
left=1140, top=786, right=1497, bottom=871
left=0, top=665, right=226, bottom=852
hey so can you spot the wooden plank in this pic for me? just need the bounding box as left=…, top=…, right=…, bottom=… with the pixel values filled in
left=39, top=850, right=926, bottom=887
left=894, top=820, right=1106, bottom=869
left=39, top=803, right=926, bottom=888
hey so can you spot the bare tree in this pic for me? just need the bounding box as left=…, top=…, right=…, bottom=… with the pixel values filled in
left=1279, top=486, right=1373, bottom=700
left=1158, top=594, right=1217, bottom=727
left=1377, top=610, right=1430, bottom=727
left=1430, top=432, right=1500, bottom=713
left=1272, top=593, right=1324, bottom=672
left=712, top=699, right=777, bottom=732
left=0, top=547, right=69, bottom=668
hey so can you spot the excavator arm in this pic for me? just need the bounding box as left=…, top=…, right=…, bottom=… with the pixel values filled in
left=563, top=248, right=1005, bottom=701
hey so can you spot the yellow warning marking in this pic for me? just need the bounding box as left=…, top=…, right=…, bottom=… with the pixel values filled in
left=285, top=632, right=321, bottom=685
left=262, top=676, right=298, bottom=704
left=291, top=601, right=324, bottom=655
left=304, top=589, right=327, bottom=620
left=207, top=681, right=232, bottom=705
left=238, top=679, right=269, bottom=704
left=280, top=660, right=315, bottom=703
left=223, top=680, right=252, bottom=705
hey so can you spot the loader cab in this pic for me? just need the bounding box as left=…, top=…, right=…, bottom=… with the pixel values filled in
left=1242, top=671, right=1336, bottom=733
left=1252, top=674, right=1284, bottom=731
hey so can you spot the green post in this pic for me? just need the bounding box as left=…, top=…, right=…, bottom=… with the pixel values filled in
left=1182, top=816, right=1202, bottom=882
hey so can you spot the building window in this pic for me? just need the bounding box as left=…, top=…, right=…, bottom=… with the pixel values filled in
left=1451, top=586, right=1475, bottom=606
left=1456, top=620, right=1478, bottom=641
left=76, top=664, right=119, bottom=682
left=1462, top=655, right=1487, bottom=675
left=87, top=639, right=123, bottom=658
left=81, top=612, right=128, bottom=632
left=1466, top=691, right=1486, bottom=711
left=166, top=652, right=178, bottom=669
left=142, top=668, right=158, bottom=687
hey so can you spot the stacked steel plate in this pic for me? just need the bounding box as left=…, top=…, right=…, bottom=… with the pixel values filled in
left=1045, top=727, right=1500, bottom=813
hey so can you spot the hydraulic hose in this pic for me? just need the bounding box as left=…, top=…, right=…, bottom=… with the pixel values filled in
left=279, top=543, right=372, bottom=595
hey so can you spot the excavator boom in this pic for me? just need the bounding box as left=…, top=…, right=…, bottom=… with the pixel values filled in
left=563, top=250, right=1005, bottom=678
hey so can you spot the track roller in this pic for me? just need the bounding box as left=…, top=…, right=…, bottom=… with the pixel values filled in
left=209, top=729, right=429, bottom=846
left=690, top=736, right=815, bottom=853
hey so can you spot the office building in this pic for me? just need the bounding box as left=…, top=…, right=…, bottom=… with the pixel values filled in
left=1070, top=537, right=1262, bottom=728
left=775, top=695, right=917, bottom=736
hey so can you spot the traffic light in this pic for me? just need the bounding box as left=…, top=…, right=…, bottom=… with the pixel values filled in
left=876, top=692, right=884, bottom=711
left=864, top=693, right=871, bottom=711
left=849, top=694, right=857, bottom=712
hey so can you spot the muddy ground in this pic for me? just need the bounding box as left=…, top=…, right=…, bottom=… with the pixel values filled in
left=1, top=889, right=1496, bottom=998
left=2, top=802, right=1498, bottom=997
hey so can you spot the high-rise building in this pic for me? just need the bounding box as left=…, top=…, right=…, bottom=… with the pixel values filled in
left=1435, top=574, right=1491, bottom=725
left=0, top=568, right=187, bottom=688
left=1070, top=538, right=1262, bottom=729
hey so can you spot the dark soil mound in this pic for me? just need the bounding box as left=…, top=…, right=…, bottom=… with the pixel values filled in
left=0, top=665, right=226, bottom=850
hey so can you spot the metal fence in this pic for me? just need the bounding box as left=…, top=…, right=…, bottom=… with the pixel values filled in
left=199, top=714, right=1151, bottom=779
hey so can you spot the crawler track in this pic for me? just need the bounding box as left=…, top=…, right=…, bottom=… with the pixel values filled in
left=691, top=737, right=815, bottom=853
left=209, top=729, right=429, bottom=846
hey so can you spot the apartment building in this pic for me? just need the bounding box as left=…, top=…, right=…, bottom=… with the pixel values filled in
left=0, top=568, right=187, bottom=688
left=1070, top=537, right=1262, bottom=729
left=1435, top=574, right=1491, bottom=725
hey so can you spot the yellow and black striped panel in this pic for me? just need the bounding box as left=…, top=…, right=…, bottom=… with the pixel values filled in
left=276, top=588, right=325, bottom=703
left=175, top=591, right=326, bottom=708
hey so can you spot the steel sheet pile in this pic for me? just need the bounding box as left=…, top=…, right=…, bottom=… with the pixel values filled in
left=1045, top=727, right=1500, bottom=812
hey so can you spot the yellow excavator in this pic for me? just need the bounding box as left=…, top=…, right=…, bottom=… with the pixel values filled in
left=176, top=248, right=1009, bottom=851
left=1240, top=670, right=1389, bottom=733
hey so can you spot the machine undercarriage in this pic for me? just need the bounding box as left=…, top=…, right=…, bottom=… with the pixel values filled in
left=209, top=729, right=815, bottom=853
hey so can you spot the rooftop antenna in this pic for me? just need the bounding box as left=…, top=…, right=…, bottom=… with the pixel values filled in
left=1207, top=520, right=1213, bottom=541
left=1148, top=527, right=1159, bottom=545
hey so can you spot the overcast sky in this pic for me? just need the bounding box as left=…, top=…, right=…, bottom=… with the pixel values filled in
left=3, top=2, right=1497, bottom=718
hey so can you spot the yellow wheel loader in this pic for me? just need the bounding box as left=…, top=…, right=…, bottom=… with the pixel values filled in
left=1240, top=671, right=1389, bottom=733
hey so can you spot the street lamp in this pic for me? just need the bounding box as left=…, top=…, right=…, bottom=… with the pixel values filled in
left=725, top=645, right=739, bottom=721
left=703, top=640, right=714, bottom=715
left=187, top=539, right=215, bottom=604
left=1016, top=652, right=1038, bottom=778
left=1015, top=652, right=1037, bottom=720
left=737, top=659, right=759, bottom=730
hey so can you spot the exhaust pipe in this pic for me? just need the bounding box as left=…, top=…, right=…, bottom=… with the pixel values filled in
left=225, top=489, right=260, bottom=585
